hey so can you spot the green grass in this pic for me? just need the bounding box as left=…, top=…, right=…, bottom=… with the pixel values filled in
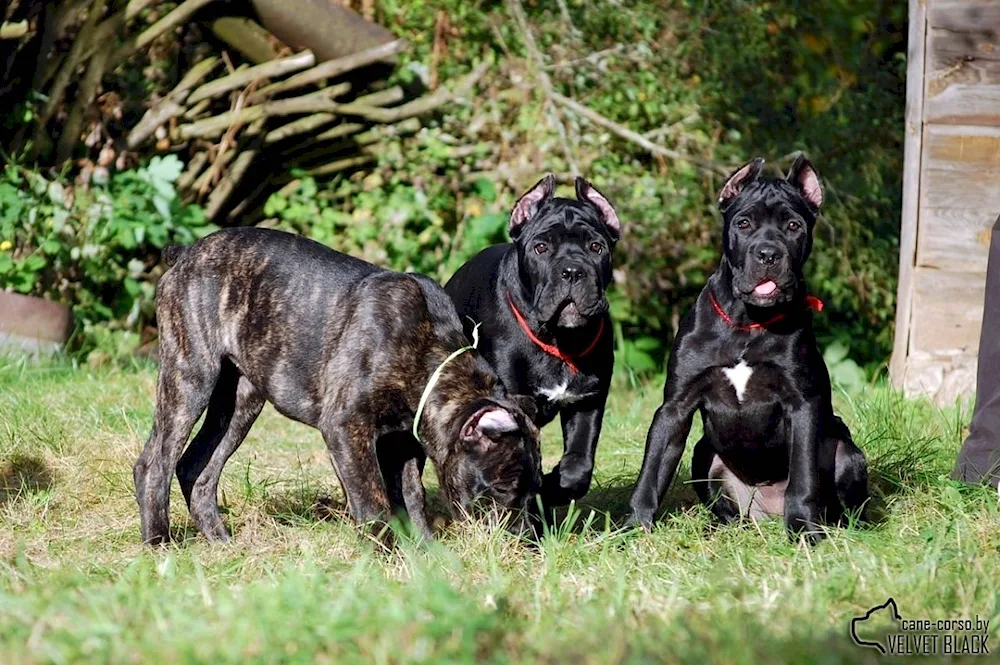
left=0, top=358, right=997, bottom=664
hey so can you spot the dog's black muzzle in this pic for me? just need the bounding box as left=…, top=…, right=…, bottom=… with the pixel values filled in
left=539, top=261, right=607, bottom=328
left=732, top=236, right=799, bottom=307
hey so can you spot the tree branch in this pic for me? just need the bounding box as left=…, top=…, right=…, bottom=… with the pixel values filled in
left=111, top=0, right=216, bottom=66
left=177, top=83, right=351, bottom=140
left=267, top=86, right=404, bottom=147
left=32, top=0, right=110, bottom=160
left=204, top=119, right=267, bottom=221
left=126, top=56, right=220, bottom=148
left=506, top=0, right=578, bottom=175
left=250, top=38, right=408, bottom=102
left=186, top=50, right=315, bottom=105
left=551, top=91, right=731, bottom=176
left=323, top=60, right=488, bottom=124
left=57, top=19, right=120, bottom=164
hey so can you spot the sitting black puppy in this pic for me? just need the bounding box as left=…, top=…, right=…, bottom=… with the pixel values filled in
left=133, top=228, right=542, bottom=546
left=445, top=176, right=620, bottom=506
left=626, top=156, right=869, bottom=543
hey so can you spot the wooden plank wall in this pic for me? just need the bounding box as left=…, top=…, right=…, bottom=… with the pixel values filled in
left=898, top=0, right=1000, bottom=403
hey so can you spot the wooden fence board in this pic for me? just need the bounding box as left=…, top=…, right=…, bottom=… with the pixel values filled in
left=909, top=267, right=985, bottom=355
left=925, top=0, right=1000, bottom=125
left=916, top=126, right=1000, bottom=270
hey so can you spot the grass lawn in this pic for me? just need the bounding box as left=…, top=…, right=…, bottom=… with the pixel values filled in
left=0, top=358, right=997, bottom=664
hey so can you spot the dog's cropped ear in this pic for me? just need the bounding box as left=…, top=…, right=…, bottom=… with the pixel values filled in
left=718, top=158, right=764, bottom=211
left=786, top=153, right=823, bottom=211
left=575, top=177, right=621, bottom=241
left=461, top=406, right=519, bottom=452
left=509, top=174, right=556, bottom=239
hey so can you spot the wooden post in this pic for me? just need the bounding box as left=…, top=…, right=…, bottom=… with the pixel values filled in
left=889, top=0, right=928, bottom=386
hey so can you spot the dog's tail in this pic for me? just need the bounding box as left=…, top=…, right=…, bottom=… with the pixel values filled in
left=162, top=245, right=188, bottom=266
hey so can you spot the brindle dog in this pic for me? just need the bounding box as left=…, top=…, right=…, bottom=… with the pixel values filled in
left=134, top=228, right=542, bottom=545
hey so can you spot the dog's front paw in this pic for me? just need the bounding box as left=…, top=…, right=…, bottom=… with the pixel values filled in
left=541, top=465, right=592, bottom=506
left=784, top=500, right=825, bottom=545
left=622, top=509, right=654, bottom=532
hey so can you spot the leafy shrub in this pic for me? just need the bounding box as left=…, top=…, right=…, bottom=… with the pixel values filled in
left=0, top=156, right=215, bottom=347
left=687, top=0, right=907, bottom=373
left=266, top=0, right=904, bottom=378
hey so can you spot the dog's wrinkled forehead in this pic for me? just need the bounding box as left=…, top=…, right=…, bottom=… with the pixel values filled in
left=530, top=199, right=612, bottom=239
left=725, top=180, right=817, bottom=226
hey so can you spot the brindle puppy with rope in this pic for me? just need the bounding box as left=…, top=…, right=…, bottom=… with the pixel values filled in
left=134, top=228, right=541, bottom=546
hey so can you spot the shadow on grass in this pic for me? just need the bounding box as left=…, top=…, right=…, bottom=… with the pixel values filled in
left=0, top=453, right=55, bottom=505
left=264, top=490, right=350, bottom=526
left=550, top=456, right=900, bottom=539
left=261, top=483, right=458, bottom=536
left=542, top=465, right=699, bottom=534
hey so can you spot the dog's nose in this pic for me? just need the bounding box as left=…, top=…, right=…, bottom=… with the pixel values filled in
left=755, top=245, right=782, bottom=266
left=561, top=266, right=584, bottom=283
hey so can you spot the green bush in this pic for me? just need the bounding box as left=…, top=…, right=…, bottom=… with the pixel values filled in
left=0, top=156, right=215, bottom=348
left=2, top=0, right=905, bottom=385
left=264, top=0, right=904, bottom=383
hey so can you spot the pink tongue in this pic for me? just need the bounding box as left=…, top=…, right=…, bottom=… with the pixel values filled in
left=754, top=280, right=777, bottom=296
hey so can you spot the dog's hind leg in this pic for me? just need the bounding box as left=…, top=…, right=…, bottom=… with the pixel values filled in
left=134, top=355, right=220, bottom=545
left=176, top=363, right=264, bottom=542
left=690, top=437, right=742, bottom=524
left=828, top=419, right=869, bottom=522
left=176, top=359, right=239, bottom=507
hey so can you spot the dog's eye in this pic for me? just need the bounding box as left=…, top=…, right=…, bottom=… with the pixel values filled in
left=787, top=220, right=801, bottom=232
left=589, top=242, right=603, bottom=254
left=534, top=243, right=548, bottom=255
left=736, top=218, right=751, bottom=230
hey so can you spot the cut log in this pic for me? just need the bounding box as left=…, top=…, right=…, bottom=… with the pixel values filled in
left=126, top=56, right=220, bottom=149
left=0, top=21, right=29, bottom=40
left=177, top=151, right=209, bottom=191
left=111, top=0, right=217, bottom=67
left=264, top=86, right=404, bottom=146
left=204, top=118, right=268, bottom=220
left=209, top=17, right=289, bottom=65
left=176, top=83, right=351, bottom=140
left=186, top=50, right=315, bottom=105
left=251, top=39, right=408, bottom=101
left=302, top=60, right=488, bottom=125
left=251, top=0, right=396, bottom=63
left=290, top=117, right=421, bottom=165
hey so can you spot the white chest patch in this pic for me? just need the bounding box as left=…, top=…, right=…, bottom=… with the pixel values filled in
left=722, top=361, right=754, bottom=403
left=538, top=381, right=593, bottom=405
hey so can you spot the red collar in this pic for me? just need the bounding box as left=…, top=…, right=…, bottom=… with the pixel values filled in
left=708, top=290, right=823, bottom=332
left=506, top=291, right=605, bottom=374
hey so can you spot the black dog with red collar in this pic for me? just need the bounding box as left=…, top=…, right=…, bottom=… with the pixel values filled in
left=626, top=155, right=870, bottom=543
left=445, top=175, right=620, bottom=506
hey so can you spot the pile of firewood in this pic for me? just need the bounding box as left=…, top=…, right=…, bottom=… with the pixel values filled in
left=126, top=38, right=487, bottom=221
left=4, top=0, right=488, bottom=222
